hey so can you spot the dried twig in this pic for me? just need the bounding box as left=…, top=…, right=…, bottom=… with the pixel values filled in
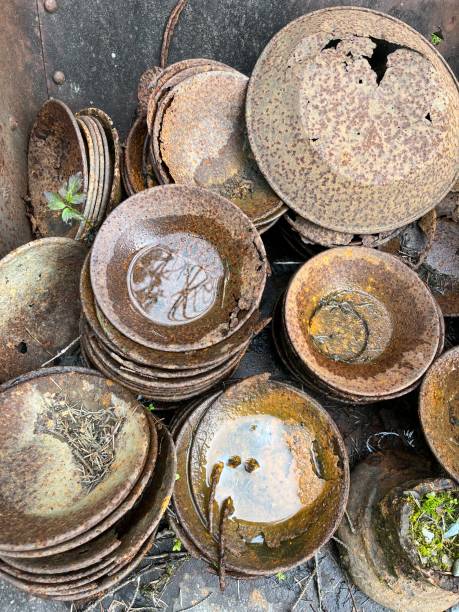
left=25, top=327, right=52, bottom=355
left=176, top=592, right=212, bottom=611
left=218, top=496, right=234, bottom=591
left=160, top=0, right=188, bottom=68
left=344, top=571, right=359, bottom=612
left=126, top=576, right=141, bottom=612
left=315, top=553, right=323, bottom=612
left=345, top=510, right=355, bottom=534
left=291, top=568, right=317, bottom=611
left=40, top=335, right=80, bottom=367
left=208, top=461, right=224, bottom=534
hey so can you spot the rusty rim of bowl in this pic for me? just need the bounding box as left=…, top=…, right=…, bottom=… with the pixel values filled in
left=173, top=374, right=349, bottom=575
left=419, top=217, right=459, bottom=317
left=52, top=530, right=156, bottom=602
left=90, top=185, right=267, bottom=351
left=75, top=116, right=99, bottom=240
left=246, top=7, right=459, bottom=234
left=284, top=247, right=441, bottom=398
left=28, top=99, right=89, bottom=239
left=284, top=213, right=402, bottom=248
left=77, top=115, right=104, bottom=237
left=81, top=251, right=266, bottom=370
left=78, top=107, right=122, bottom=215
left=419, top=346, right=459, bottom=481
left=125, top=116, right=156, bottom=194
left=146, top=59, right=236, bottom=132
left=82, top=322, right=245, bottom=389
left=0, top=410, right=157, bottom=561
left=0, top=368, right=150, bottom=551
left=81, top=330, right=246, bottom=402
left=90, top=114, right=113, bottom=227
left=82, top=315, right=249, bottom=380
left=137, top=66, right=163, bottom=116
left=0, top=554, right=116, bottom=585
left=0, top=238, right=87, bottom=384
left=152, top=70, right=283, bottom=223
left=380, top=209, right=437, bottom=270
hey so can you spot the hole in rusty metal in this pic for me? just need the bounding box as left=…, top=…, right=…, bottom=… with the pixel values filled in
left=425, top=113, right=432, bottom=123
left=365, top=37, right=406, bottom=85
left=17, top=342, right=28, bottom=354
left=311, top=137, right=319, bottom=142
left=322, top=38, right=341, bottom=50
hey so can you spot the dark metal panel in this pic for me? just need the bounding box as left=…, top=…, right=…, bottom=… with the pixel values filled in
left=39, top=0, right=458, bottom=138
left=0, top=1, right=47, bottom=258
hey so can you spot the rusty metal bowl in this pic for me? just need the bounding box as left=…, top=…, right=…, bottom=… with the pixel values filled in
left=75, top=116, right=99, bottom=240
left=420, top=347, right=459, bottom=481
left=90, top=185, right=267, bottom=351
left=420, top=217, right=459, bottom=317
left=78, top=107, right=122, bottom=215
left=124, top=116, right=156, bottom=195
left=146, top=58, right=236, bottom=133
left=0, top=238, right=86, bottom=383
left=152, top=70, right=283, bottom=226
left=81, top=252, right=267, bottom=371
left=246, top=7, right=459, bottom=234
left=284, top=247, right=441, bottom=399
left=28, top=99, right=89, bottom=239
left=173, top=375, right=349, bottom=576
left=0, top=368, right=150, bottom=551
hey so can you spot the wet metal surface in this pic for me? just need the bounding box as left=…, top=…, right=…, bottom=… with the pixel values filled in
left=0, top=238, right=86, bottom=383
left=246, top=7, right=459, bottom=234
left=90, top=185, right=267, bottom=351
left=0, top=368, right=149, bottom=551
left=283, top=247, right=442, bottom=400
left=420, top=346, right=459, bottom=482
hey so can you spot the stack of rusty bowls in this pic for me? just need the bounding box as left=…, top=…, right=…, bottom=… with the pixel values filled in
left=169, top=374, right=349, bottom=581
left=28, top=100, right=121, bottom=241
left=273, top=247, right=445, bottom=404
left=0, top=367, right=176, bottom=602
left=246, top=7, right=459, bottom=253
left=80, top=184, right=269, bottom=402
left=123, top=59, right=287, bottom=233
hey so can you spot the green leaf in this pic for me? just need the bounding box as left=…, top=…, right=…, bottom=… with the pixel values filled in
left=431, top=33, right=443, bottom=46
left=62, top=207, right=84, bottom=224
left=172, top=538, right=182, bottom=552
left=276, top=571, right=286, bottom=582
left=175, top=473, right=180, bottom=481
left=58, top=186, right=68, bottom=198
left=145, top=403, right=156, bottom=412
left=67, top=173, right=83, bottom=196
left=68, top=193, right=86, bottom=205
left=44, top=192, right=66, bottom=210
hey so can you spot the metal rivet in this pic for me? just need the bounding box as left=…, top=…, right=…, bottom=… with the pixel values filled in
left=53, top=70, right=65, bottom=85
left=44, top=0, right=58, bottom=13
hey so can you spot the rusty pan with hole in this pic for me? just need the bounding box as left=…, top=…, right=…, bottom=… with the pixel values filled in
left=0, top=238, right=86, bottom=383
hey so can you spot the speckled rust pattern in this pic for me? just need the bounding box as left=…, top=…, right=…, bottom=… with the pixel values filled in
left=153, top=70, right=283, bottom=224
left=420, top=347, right=459, bottom=482
left=146, top=58, right=235, bottom=133
left=78, top=107, right=122, bottom=215
left=284, top=247, right=441, bottom=398
left=0, top=368, right=149, bottom=551
left=28, top=99, right=89, bottom=239
left=172, top=375, right=349, bottom=575
left=0, top=238, right=87, bottom=383
left=90, top=185, right=267, bottom=351
left=337, top=452, right=457, bottom=612
left=284, top=212, right=401, bottom=248
left=246, top=7, right=459, bottom=234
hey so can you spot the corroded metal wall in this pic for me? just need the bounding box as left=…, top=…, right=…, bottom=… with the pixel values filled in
left=0, top=1, right=47, bottom=257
